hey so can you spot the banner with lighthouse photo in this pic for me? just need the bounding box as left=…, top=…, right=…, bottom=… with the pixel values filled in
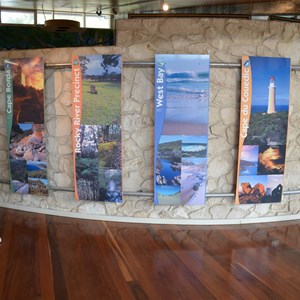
left=72, top=54, right=122, bottom=202
left=236, top=56, right=290, bottom=205
left=154, top=54, right=210, bottom=205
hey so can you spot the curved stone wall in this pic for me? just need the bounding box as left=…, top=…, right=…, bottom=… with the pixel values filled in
left=0, top=18, right=299, bottom=222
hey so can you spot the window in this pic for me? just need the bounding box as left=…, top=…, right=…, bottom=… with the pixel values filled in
left=85, top=14, right=111, bottom=29
left=1, top=10, right=34, bottom=24
left=0, top=9, right=112, bottom=29
left=37, top=11, right=54, bottom=25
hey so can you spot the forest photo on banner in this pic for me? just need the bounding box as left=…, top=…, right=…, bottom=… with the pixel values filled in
left=72, top=54, right=122, bottom=202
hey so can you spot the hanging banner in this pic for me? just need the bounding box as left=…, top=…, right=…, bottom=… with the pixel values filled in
left=236, top=56, right=290, bottom=204
left=154, top=54, right=210, bottom=205
left=4, top=57, right=48, bottom=195
left=72, top=54, right=122, bottom=202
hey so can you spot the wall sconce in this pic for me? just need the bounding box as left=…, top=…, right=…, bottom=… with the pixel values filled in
left=112, top=7, right=118, bottom=15
left=96, top=6, right=102, bottom=16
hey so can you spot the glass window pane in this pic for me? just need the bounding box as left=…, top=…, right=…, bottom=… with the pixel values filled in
left=85, top=14, right=111, bottom=29
left=1, top=10, right=34, bottom=24
left=54, top=12, right=84, bottom=27
left=37, top=11, right=54, bottom=25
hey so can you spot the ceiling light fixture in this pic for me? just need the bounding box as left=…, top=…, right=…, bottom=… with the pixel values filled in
left=162, top=2, right=169, bottom=12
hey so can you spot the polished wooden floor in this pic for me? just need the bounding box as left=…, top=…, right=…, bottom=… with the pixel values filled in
left=0, top=207, right=300, bottom=300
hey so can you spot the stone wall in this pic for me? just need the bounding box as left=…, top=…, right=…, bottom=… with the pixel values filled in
left=0, top=18, right=300, bottom=222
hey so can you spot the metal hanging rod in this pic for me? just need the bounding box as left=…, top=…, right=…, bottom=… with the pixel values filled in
left=26, top=61, right=241, bottom=69
left=39, top=61, right=300, bottom=70
left=0, top=61, right=299, bottom=70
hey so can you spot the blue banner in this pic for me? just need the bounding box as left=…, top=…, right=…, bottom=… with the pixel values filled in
left=154, top=54, right=210, bottom=205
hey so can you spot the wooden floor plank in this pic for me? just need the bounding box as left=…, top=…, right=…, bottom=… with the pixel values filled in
left=0, top=207, right=300, bottom=300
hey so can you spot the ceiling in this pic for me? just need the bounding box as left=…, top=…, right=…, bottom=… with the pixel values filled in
left=1, top=0, right=300, bottom=17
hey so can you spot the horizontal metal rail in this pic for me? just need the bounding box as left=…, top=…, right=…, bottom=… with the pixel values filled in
left=0, top=61, right=299, bottom=70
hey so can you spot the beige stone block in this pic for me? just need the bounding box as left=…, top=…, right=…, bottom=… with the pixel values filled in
left=50, top=191, right=75, bottom=207
left=278, top=38, right=300, bottom=64
left=262, top=35, right=279, bottom=50
left=63, top=158, right=73, bottom=176
left=116, top=30, right=133, bottom=46
left=143, top=148, right=153, bottom=167
left=123, top=170, right=144, bottom=191
left=128, top=43, right=154, bottom=60
left=208, top=103, right=221, bottom=124
left=169, top=207, right=189, bottom=219
left=123, top=98, right=142, bottom=114
left=270, top=203, right=288, bottom=212
left=78, top=202, right=106, bottom=215
left=141, top=178, right=153, bottom=192
left=289, top=199, right=300, bottom=213
left=134, top=198, right=154, bottom=211
left=132, top=210, right=150, bottom=218
left=186, top=43, right=210, bottom=55
left=120, top=199, right=135, bottom=216
left=123, top=138, right=142, bottom=160
left=117, top=19, right=142, bottom=31
left=131, top=70, right=154, bottom=102
left=131, top=127, right=153, bottom=149
left=159, top=18, right=206, bottom=35
left=205, top=178, right=218, bottom=193
left=0, top=150, right=7, bottom=161
left=228, top=45, right=258, bottom=57
left=226, top=125, right=238, bottom=146
left=226, top=207, right=251, bottom=219
left=253, top=203, right=271, bottom=216
left=58, top=145, right=72, bottom=155
left=105, top=202, right=118, bottom=215
left=132, top=30, right=151, bottom=44
left=148, top=210, right=161, bottom=219
left=124, top=157, right=143, bottom=172
left=209, top=204, right=232, bottom=219
left=142, top=19, right=160, bottom=34
left=205, top=27, right=232, bottom=50
left=220, top=106, right=239, bottom=125
left=245, top=211, right=262, bottom=218
left=171, top=35, right=191, bottom=50
left=188, top=208, right=212, bottom=219
left=208, top=137, right=233, bottom=157
left=53, top=173, right=72, bottom=187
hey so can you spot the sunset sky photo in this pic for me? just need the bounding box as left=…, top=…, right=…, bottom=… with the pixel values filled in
left=12, top=57, right=44, bottom=90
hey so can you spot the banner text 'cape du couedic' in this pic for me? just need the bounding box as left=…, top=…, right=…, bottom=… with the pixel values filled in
left=236, top=56, right=290, bottom=204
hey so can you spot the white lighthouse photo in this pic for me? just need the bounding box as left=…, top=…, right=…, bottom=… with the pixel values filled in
left=267, top=76, right=276, bottom=114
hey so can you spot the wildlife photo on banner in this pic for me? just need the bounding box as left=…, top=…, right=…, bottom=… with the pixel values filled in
left=154, top=54, right=210, bottom=205
left=72, top=54, right=122, bottom=202
left=5, top=57, right=48, bottom=196
left=236, top=56, right=290, bottom=204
